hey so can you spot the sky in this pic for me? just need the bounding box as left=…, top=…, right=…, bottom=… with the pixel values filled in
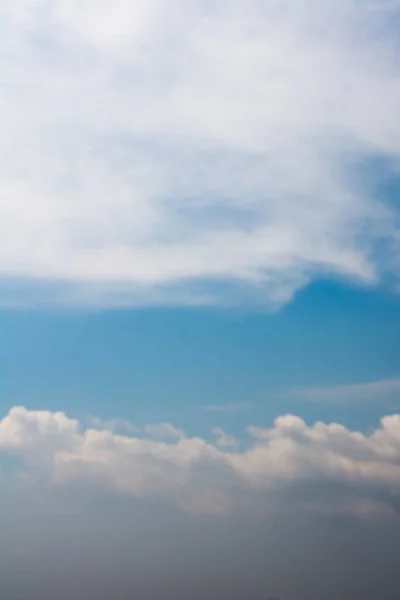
left=1, top=1, right=400, bottom=599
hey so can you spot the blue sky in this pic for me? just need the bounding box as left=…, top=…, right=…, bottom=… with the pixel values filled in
left=2, top=279, right=400, bottom=436
left=2, top=1, right=400, bottom=599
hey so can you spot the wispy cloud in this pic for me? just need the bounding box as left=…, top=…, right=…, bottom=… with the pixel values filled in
left=89, top=416, right=185, bottom=439
left=0, top=1, right=400, bottom=307
left=283, top=377, right=400, bottom=403
left=212, top=427, right=237, bottom=448
left=87, top=415, right=139, bottom=433
left=203, top=402, right=254, bottom=414
left=143, top=422, right=186, bottom=440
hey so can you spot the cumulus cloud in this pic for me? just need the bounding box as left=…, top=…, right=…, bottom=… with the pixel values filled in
left=0, top=0, right=400, bottom=307
left=2, top=406, right=400, bottom=517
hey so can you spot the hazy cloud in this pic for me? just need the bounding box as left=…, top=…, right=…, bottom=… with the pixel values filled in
left=143, top=422, right=186, bottom=440
left=212, top=427, right=238, bottom=448
left=87, top=415, right=139, bottom=433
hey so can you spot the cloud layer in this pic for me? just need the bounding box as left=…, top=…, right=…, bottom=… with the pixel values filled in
left=2, top=405, right=400, bottom=517
left=1, top=0, right=400, bottom=306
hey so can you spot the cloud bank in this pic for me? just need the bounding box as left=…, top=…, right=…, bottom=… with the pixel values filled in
left=1, top=0, right=400, bottom=307
left=2, top=405, right=400, bottom=517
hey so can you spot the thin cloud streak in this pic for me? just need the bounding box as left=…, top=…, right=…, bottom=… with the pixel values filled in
left=203, top=402, right=254, bottom=413
left=284, top=377, right=400, bottom=403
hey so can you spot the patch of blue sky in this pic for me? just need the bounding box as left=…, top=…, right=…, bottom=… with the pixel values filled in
left=1, top=279, right=399, bottom=439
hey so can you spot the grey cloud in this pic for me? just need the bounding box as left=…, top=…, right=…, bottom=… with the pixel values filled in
left=2, top=476, right=400, bottom=600
left=2, top=405, right=400, bottom=599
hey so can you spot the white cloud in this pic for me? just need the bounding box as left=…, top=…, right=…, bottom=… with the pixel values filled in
left=0, top=1, right=400, bottom=307
left=2, top=405, right=400, bottom=517
left=284, top=377, right=400, bottom=403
